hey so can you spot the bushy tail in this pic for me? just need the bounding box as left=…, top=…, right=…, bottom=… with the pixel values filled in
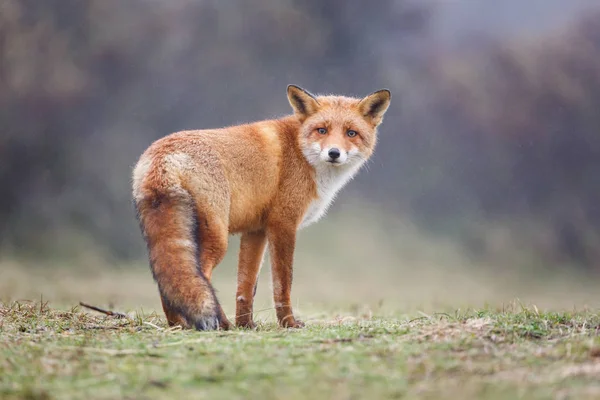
left=135, top=190, right=221, bottom=330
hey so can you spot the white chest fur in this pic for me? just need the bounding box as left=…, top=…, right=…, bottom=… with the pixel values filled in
left=299, top=163, right=362, bottom=229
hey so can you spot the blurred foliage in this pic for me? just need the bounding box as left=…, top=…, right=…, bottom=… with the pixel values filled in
left=420, top=12, right=600, bottom=268
left=0, top=0, right=599, bottom=270
left=0, top=0, right=428, bottom=260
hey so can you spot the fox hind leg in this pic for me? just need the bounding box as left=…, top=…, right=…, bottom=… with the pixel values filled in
left=195, top=213, right=233, bottom=330
left=235, top=230, right=267, bottom=329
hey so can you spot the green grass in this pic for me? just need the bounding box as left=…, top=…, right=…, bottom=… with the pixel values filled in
left=2, top=301, right=600, bottom=400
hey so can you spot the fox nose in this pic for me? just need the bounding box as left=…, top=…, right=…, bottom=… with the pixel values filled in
left=328, top=148, right=341, bottom=160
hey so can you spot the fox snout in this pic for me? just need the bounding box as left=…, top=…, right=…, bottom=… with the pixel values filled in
left=319, top=146, right=347, bottom=164
left=328, top=148, right=341, bottom=160
left=307, top=142, right=366, bottom=166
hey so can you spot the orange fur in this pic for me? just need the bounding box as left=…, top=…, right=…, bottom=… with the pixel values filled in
left=132, top=85, right=391, bottom=330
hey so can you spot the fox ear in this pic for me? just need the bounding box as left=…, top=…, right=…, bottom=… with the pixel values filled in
left=358, top=89, right=391, bottom=125
left=287, top=84, right=320, bottom=119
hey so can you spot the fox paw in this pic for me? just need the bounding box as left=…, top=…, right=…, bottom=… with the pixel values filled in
left=281, top=317, right=305, bottom=329
left=236, top=319, right=257, bottom=330
left=219, top=318, right=233, bottom=331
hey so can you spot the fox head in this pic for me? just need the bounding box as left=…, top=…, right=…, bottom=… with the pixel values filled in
left=287, top=84, right=391, bottom=169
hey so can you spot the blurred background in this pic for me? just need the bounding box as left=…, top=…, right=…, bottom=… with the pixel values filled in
left=2, top=0, right=600, bottom=316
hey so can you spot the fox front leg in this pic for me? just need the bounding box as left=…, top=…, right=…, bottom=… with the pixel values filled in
left=267, top=224, right=304, bottom=328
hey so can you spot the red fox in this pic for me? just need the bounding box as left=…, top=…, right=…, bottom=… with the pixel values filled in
left=132, top=85, right=391, bottom=330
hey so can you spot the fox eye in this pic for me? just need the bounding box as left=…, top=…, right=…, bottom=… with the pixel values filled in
left=347, top=130, right=358, bottom=138
left=317, top=128, right=327, bottom=135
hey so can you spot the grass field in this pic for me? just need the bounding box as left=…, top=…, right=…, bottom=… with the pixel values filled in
left=2, top=216, right=600, bottom=399
left=2, top=300, right=600, bottom=400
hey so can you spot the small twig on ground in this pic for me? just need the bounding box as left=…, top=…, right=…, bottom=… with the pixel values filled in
left=79, top=302, right=131, bottom=320
left=143, top=321, right=164, bottom=330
